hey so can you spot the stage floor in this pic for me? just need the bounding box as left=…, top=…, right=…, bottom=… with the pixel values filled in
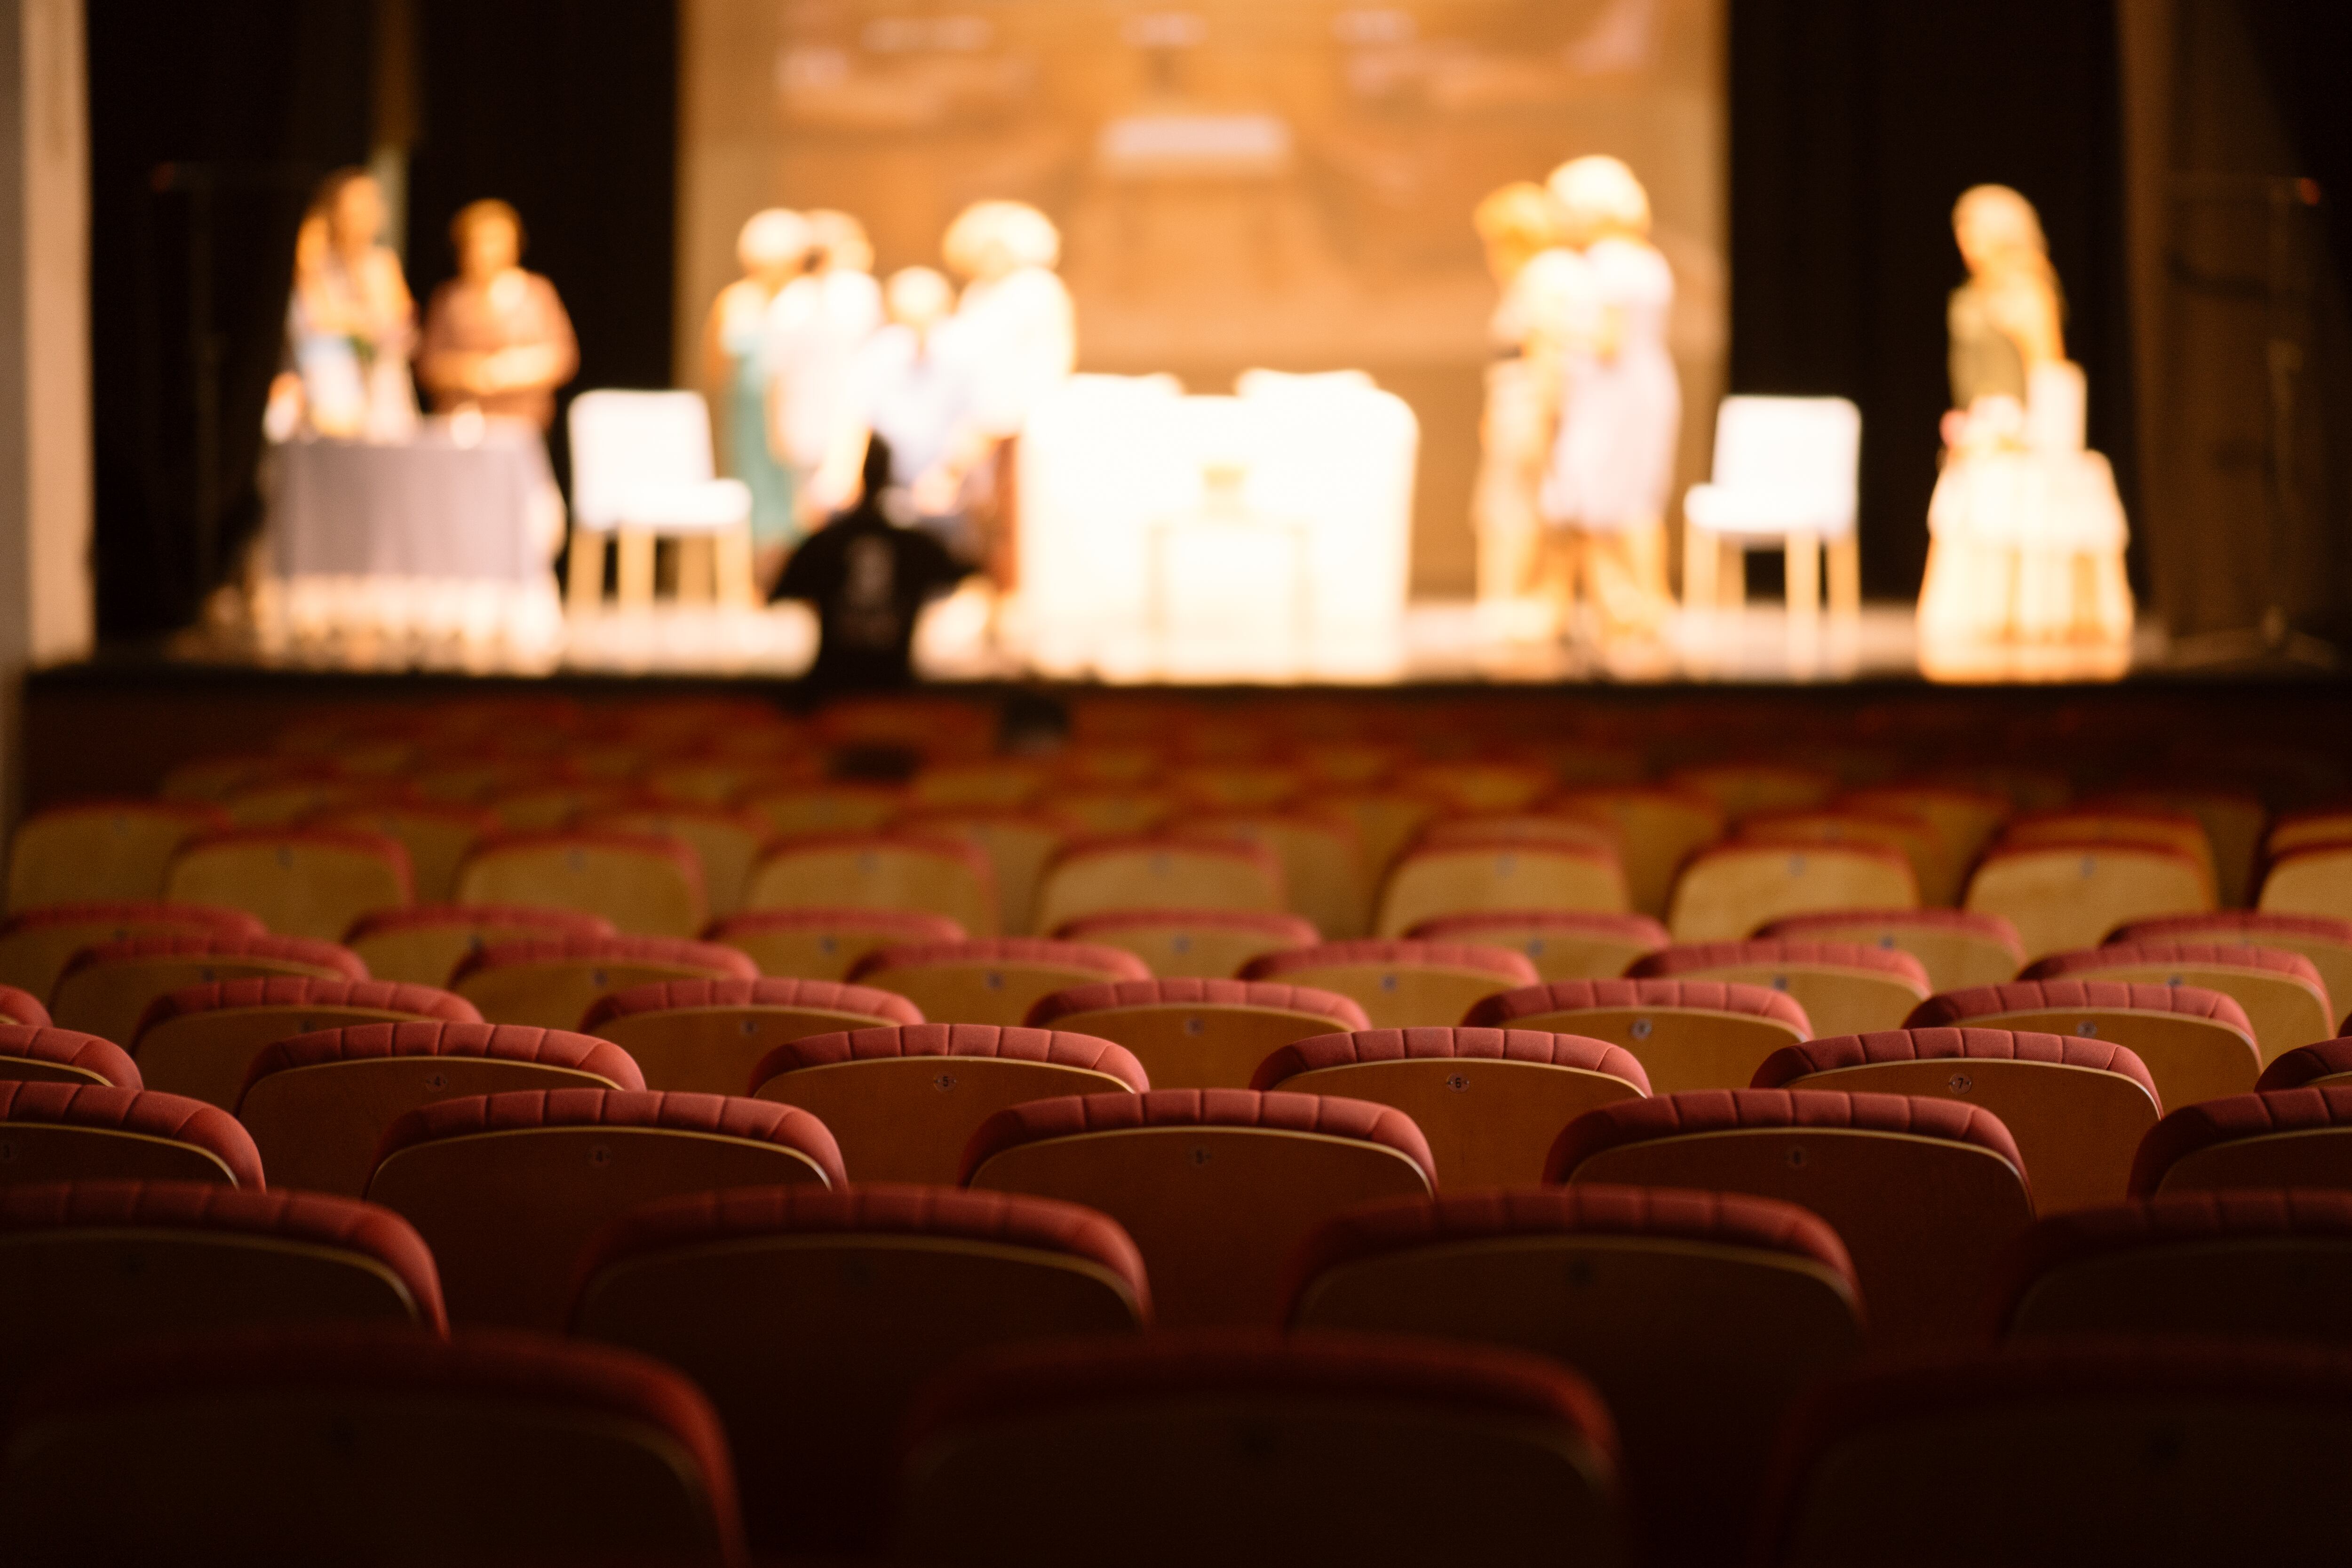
left=174, top=596, right=2177, bottom=687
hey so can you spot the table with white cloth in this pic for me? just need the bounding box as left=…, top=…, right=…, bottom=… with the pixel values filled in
left=263, top=418, right=565, bottom=649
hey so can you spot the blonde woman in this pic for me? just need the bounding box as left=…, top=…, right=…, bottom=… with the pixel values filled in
left=1473, top=180, right=1577, bottom=637
left=703, top=209, right=811, bottom=573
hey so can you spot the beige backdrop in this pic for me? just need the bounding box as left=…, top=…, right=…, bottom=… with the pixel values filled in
left=677, top=0, right=1725, bottom=597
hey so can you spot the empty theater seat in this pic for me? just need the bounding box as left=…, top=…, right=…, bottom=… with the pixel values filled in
left=0, top=900, right=264, bottom=1002
left=1988, top=1188, right=2352, bottom=1343
left=49, top=932, right=366, bottom=1050
left=1756, top=907, right=2026, bottom=993
left=342, top=903, right=616, bottom=987
left=703, top=906, right=966, bottom=980
left=577, top=803, right=773, bottom=919
left=894, top=1330, right=1628, bottom=1568
left=128, top=977, right=480, bottom=1109
left=0, top=1026, right=139, bottom=1090
left=1284, top=1186, right=1862, bottom=1566
left=0, top=1082, right=262, bottom=1188
left=1754, top=1340, right=2352, bottom=1565
left=365, top=1088, right=842, bottom=1329
left=1252, top=1027, right=1649, bottom=1186
left=743, top=833, right=998, bottom=936
left=1548, top=786, right=1725, bottom=920
left=1372, top=838, right=1630, bottom=938
left=453, top=831, right=709, bottom=938
left=1629, top=939, right=1932, bottom=1038
left=1751, top=1027, right=2161, bottom=1211
left=1176, top=811, right=1368, bottom=939
left=1402, top=909, right=1669, bottom=983
left=5, top=799, right=227, bottom=910
left=1547, top=1089, right=2033, bottom=1343
left=2261, top=842, right=2352, bottom=923
left=570, top=1184, right=1150, bottom=1554
left=307, top=799, right=500, bottom=906
left=1033, top=836, right=1287, bottom=930
left=1664, top=761, right=1838, bottom=821
left=579, top=976, right=919, bottom=1093
left=1905, top=979, right=2261, bottom=1114
left=162, top=827, right=414, bottom=941
left=1240, top=939, right=1537, bottom=1030
left=747, top=1023, right=1146, bottom=1183
left=2258, top=1036, right=2352, bottom=1090
left=1051, top=907, right=1320, bottom=979
left=2129, top=1087, right=2352, bottom=1197
left=2111, top=911, right=2352, bottom=1022
left=0, top=1179, right=444, bottom=1403
left=0, top=985, right=45, bottom=1027
left=961, top=1090, right=1435, bottom=1327
left=1464, top=977, right=1812, bottom=1095
left=450, top=933, right=755, bottom=1028
left=0, top=1325, right=745, bottom=1565
left=1024, top=978, right=1368, bottom=1090
left=1965, top=841, right=2214, bottom=962
left=894, top=809, right=1071, bottom=935
left=237, top=1021, right=645, bottom=1196
left=2022, top=942, right=2335, bottom=1063
left=1666, top=842, right=1918, bottom=944
left=1736, top=808, right=1950, bottom=905
left=847, top=937, right=1147, bottom=1027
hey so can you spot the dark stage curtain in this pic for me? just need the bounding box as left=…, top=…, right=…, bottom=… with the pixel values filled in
left=1726, top=0, right=2135, bottom=600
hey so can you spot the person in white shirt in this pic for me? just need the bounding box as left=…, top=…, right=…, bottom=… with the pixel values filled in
left=764, top=209, right=884, bottom=538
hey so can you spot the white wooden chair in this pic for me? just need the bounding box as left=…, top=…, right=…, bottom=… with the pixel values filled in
left=566, top=391, right=755, bottom=612
left=1683, top=396, right=1862, bottom=622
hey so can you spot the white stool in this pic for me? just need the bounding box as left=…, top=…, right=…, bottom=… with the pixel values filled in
left=567, top=390, right=755, bottom=612
left=1682, top=396, right=1862, bottom=622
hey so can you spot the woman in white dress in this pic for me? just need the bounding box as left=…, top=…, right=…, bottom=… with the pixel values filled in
left=1472, top=180, right=1576, bottom=639
left=765, top=210, right=885, bottom=530
left=702, top=208, right=810, bottom=582
left=1917, top=184, right=2132, bottom=651
left=1539, top=155, right=1679, bottom=641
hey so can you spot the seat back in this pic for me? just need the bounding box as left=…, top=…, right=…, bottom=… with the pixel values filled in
left=2262, top=842, right=2352, bottom=922
left=568, top=388, right=719, bottom=528
left=0, top=1082, right=262, bottom=1188
left=237, top=1021, right=645, bottom=1196
left=571, top=1185, right=1148, bottom=1556
left=749, top=1023, right=1147, bottom=1182
left=1549, top=1089, right=2033, bottom=1344
left=1757, top=907, right=2024, bottom=993
left=1287, top=1186, right=1860, bottom=1566
left=1667, top=843, right=1917, bottom=943
left=742, top=834, right=997, bottom=936
left=908, top=760, right=1052, bottom=810
left=579, top=804, right=773, bottom=919
left=581, top=976, right=918, bottom=1093
left=1965, top=842, right=2213, bottom=962
left=309, top=800, right=499, bottom=904
left=847, top=938, right=1145, bottom=1027
left=893, top=810, right=1069, bottom=935
left=0, top=1026, right=139, bottom=1090
left=2114, top=911, right=2352, bottom=1027
left=0, top=1324, right=745, bottom=1565
left=1629, top=939, right=1931, bottom=1038
left=343, top=903, right=617, bottom=987
left=129, top=977, right=480, bottom=1109
left=1026, top=978, right=1368, bottom=1090
left=1663, top=763, right=1840, bottom=823
left=48, top=933, right=365, bottom=1046
left=1704, top=395, right=1861, bottom=535
left=6, top=800, right=225, bottom=910
left=961, top=1090, right=1434, bottom=1326
left=2000, top=808, right=2218, bottom=890
left=1241, top=939, right=1538, bottom=1030
left=1757, top=1341, right=2352, bottom=1564
left=1255, top=1028, right=1649, bottom=1185
left=364, top=1089, right=843, bottom=1328
left=703, top=906, right=966, bottom=980
left=1840, top=782, right=2009, bottom=868
left=1051, top=907, right=1318, bottom=979
left=2130, top=1086, right=2352, bottom=1196
left=2260, top=1037, right=2352, bottom=1091
left=163, top=828, right=413, bottom=941
left=1373, top=840, right=1630, bottom=938
left=1178, top=811, right=1368, bottom=939
left=1907, top=979, right=2261, bottom=1114
left=0, top=1180, right=443, bottom=1406
left=454, top=832, right=708, bottom=938
left=1738, top=808, right=1947, bottom=903
left=739, top=783, right=905, bottom=840
left=1754, top=1027, right=2162, bottom=1212
left=895, top=1330, right=1628, bottom=1568
left=1992, top=1189, right=2352, bottom=1342
left=1403, top=909, right=1668, bottom=983
left=1392, top=760, right=1556, bottom=813
left=1465, top=978, right=1812, bottom=1095
left=2024, top=942, right=2334, bottom=1064
left=0, top=900, right=264, bottom=1002
left=1033, top=837, right=1285, bottom=931
left=450, top=935, right=756, bottom=1029
left=1550, top=788, right=1725, bottom=920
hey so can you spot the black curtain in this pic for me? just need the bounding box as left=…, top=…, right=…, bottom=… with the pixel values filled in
left=1726, top=0, right=2134, bottom=599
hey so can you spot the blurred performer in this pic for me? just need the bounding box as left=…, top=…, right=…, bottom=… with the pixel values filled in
left=820, top=266, right=986, bottom=558
left=417, top=199, right=578, bottom=430
left=941, top=200, right=1075, bottom=589
left=766, top=210, right=883, bottom=539
left=1540, top=155, right=1678, bottom=642
left=1472, top=181, right=1577, bottom=640
left=284, top=169, right=417, bottom=441
left=704, top=208, right=812, bottom=583
left=1917, top=185, right=2132, bottom=645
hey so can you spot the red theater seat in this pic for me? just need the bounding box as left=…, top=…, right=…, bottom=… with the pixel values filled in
left=1284, top=1186, right=1861, bottom=1566
left=848, top=937, right=1146, bottom=1027
left=702, top=905, right=967, bottom=981
left=747, top=1023, right=1145, bottom=1184
left=1402, top=909, right=1669, bottom=982
left=365, top=1088, right=843, bottom=1328
left=1629, top=938, right=1931, bottom=1037
left=0, top=1325, right=745, bottom=1565
left=1905, top=979, right=2261, bottom=1113
left=1033, top=835, right=1287, bottom=931
left=2111, top=910, right=2352, bottom=1021
left=1757, top=907, right=2025, bottom=993
left=895, top=1329, right=1627, bottom=1568
left=2258, top=1036, right=2352, bottom=1091
left=1756, top=1340, right=2352, bottom=1564
left=0, top=900, right=264, bottom=1003
left=959, top=1090, right=1434, bottom=1327
left=580, top=975, right=919, bottom=1093
left=0, top=1179, right=443, bottom=1403
left=1464, top=977, right=1811, bottom=1094
left=450, top=932, right=755, bottom=1029
left=48, top=932, right=367, bottom=1051
left=572, top=1184, right=1149, bottom=1554
left=1053, top=907, right=1319, bottom=979
left=1251, top=1027, right=1649, bottom=1186
left=0, top=1082, right=262, bottom=1188
left=5, top=798, right=227, bottom=910
left=1751, top=1027, right=2161, bottom=1211
left=236, top=1020, right=644, bottom=1196
left=1025, top=977, right=1367, bottom=1090
left=163, top=826, right=415, bottom=941
left=2129, top=1086, right=2352, bottom=1197
left=455, top=830, right=709, bottom=938
left=2026, top=941, right=2334, bottom=1063
left=1989, top=1188, right=2352, bottom=1343
left=1547, top=1089, right=2032, bottom=1344
left=0, top=1026, right=135, bottom=1090
left=129, top=977, right=479, bottom=1109
left=341, top=902, right=615, bottom=987
left=1241, top=938, right=1537, bottom=1030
